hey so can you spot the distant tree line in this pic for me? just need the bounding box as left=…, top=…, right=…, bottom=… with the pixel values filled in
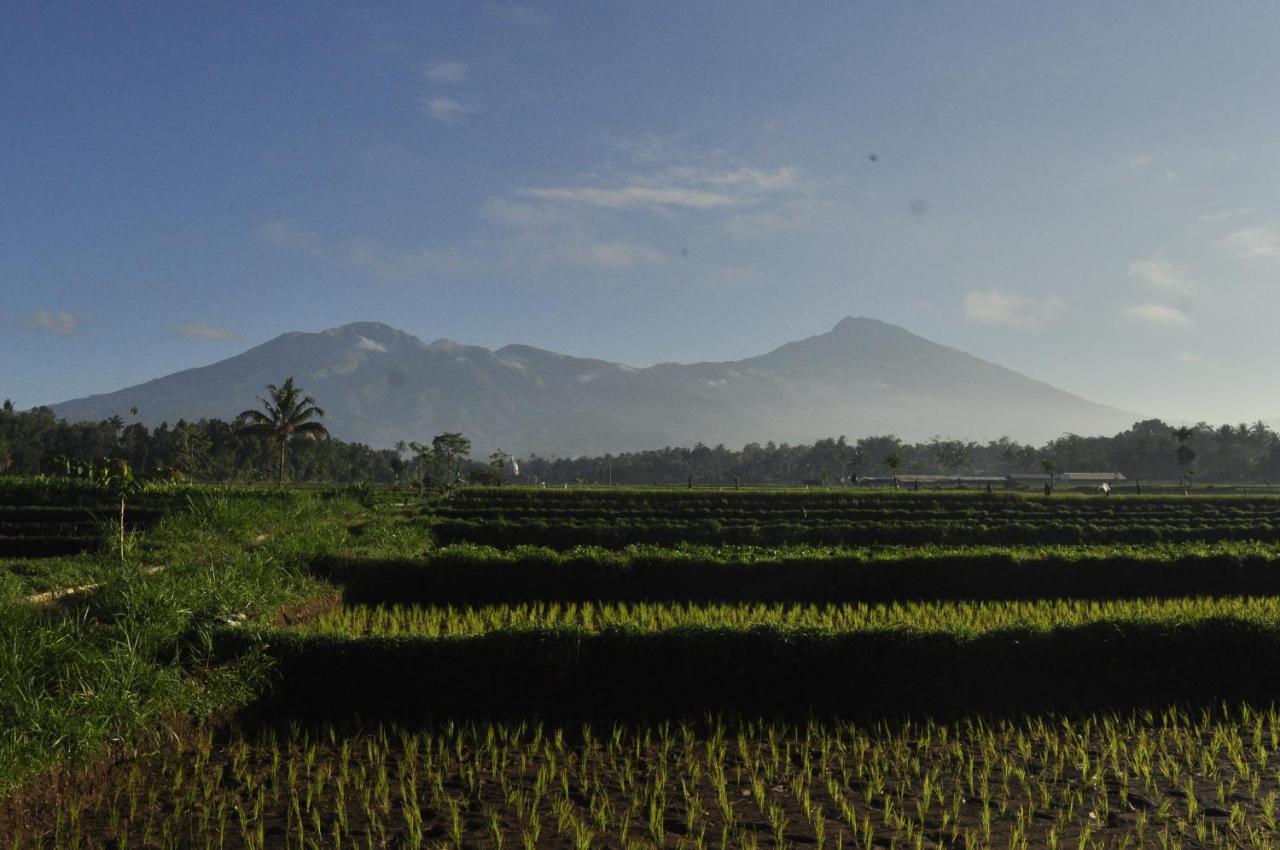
left=520, top=420, right=1280, bottom=486
left=0, top=401, right=400, bottom=484
left=4, top=398, right=1280, bottom=485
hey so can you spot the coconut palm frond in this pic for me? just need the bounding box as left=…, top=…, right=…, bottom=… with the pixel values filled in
left=292, top=421, right=330, bottom=441
left=235, top=376, right=329, bottom=483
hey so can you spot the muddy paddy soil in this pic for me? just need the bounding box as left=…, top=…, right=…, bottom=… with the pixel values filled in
left=6, top=708, right=1280, bottom=849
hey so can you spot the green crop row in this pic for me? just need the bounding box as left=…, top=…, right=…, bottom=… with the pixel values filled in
left=429, top=516, right=1280, bottom=548
left=295, top=596, right=1280, bottom=638
left=445, top=487, right=1280, bottom=509
left=437, top=499, right=1280, bottom=517
left=433, top=504, right=1280, bottom=523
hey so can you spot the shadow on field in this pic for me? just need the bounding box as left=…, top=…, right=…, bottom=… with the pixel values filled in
left=313, top=552, right=1280, bottom=605
left=225, top=620, right=1280, bottom=727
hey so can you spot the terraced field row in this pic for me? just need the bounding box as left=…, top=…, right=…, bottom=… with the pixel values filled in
left=295, top=596, right=1280, bottom=637
left=0, top=503, right=167, bottom=558
left=429, top=488, right=1280, bottom=551
left=441, top=488, right=1280, bottom=511
left=323, top=541, right=1280, bottom=603
left=431, top=515, right=1280, bottom=547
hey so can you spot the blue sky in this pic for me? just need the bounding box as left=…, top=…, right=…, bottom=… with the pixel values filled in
left=5, top=2, right=1280, bottom=426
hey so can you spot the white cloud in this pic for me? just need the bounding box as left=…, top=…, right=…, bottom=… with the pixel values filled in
left=486, top=159, right=809, bottom=274
left=28, top=310, right=79, bottom=336
left=426, top=61, right=468, bottom=83
left=1222, top=226, right=1280, bottom=259
left=175, top=322, right=241, bottom=342
left=1127, top=260, right=1196, bottom=298
left=521, top=166, right=796, bottom=213
left=522, top=185, right=737, bottom=211
left=1128, top=153, right=1153, bottom=169
left=1123, top=303, right=1193, bottom=329
left=962, top=290, right=1065, bottom=327
left=427, top=97, right=476, bottom=122
left=649, top=166, right=797, bottom=192
left=1175, top=352, right=1205, bottom=365
left=356, top=336, right=387, bottom=352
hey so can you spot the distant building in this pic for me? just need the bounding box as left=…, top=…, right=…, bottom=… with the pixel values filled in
left=859, top=474, right=1009, bottom=488
left=1058, top=472, right=1126, bottom=483
left=1008, top=471, right=1126, bottom=484
left=854, top=472, right=1126, bottom=489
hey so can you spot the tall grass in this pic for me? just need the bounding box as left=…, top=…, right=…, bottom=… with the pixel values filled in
left=0, top=487, right=359, bottom=792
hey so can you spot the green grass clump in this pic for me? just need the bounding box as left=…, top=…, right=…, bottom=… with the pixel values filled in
left=0, top=486, right=368, bottom=792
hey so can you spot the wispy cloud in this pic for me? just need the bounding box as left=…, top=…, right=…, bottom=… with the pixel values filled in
left=1222, top=226, right=1280, bottom=259
left=1127, top=259, right=1196, bottom=298
left=174, top=322, right=242, bottom=342
left=356, top=336, right=387, bottom=352
left=28, top=310, right=79, bottom=336
left=1123, top=303, right=1193, bottom=329
left=962, top=290, right=1065, bottom=327
left=521, top=165, right=796, bottom=212
left=1176, top=352, right=1205, bottom=365
left=426, top=61, right=468, bottom=83
left=522, top=185, right=737, bottom=211
left=479, top=159, right=807, bottom=274
left=427, top=96, right=477, bottom=123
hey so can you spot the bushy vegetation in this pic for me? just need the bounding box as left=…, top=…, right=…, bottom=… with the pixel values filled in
left=0, top=483, right=360, bottom=792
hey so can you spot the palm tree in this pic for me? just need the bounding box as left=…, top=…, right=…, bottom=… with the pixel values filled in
left=235, top=377, right=329, bottom=484
left=1173, top=426, right=1196, bottom=486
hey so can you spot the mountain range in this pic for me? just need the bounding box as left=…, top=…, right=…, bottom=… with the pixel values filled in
left=50, top=318, right=1138, bottom=455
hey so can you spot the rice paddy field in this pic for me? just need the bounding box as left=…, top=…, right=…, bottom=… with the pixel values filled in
left=15, top=484, right=1280, bottom=847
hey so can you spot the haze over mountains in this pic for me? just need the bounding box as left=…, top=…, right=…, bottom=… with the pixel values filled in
left=50, top=318, right=1137, bottom=455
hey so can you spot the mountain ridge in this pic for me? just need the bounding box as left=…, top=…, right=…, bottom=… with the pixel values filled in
left=49, top=317, right=1138, bottom=454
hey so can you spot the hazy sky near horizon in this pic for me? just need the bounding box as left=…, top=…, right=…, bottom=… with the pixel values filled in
left=5, top=2, right=1280, bottom=427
